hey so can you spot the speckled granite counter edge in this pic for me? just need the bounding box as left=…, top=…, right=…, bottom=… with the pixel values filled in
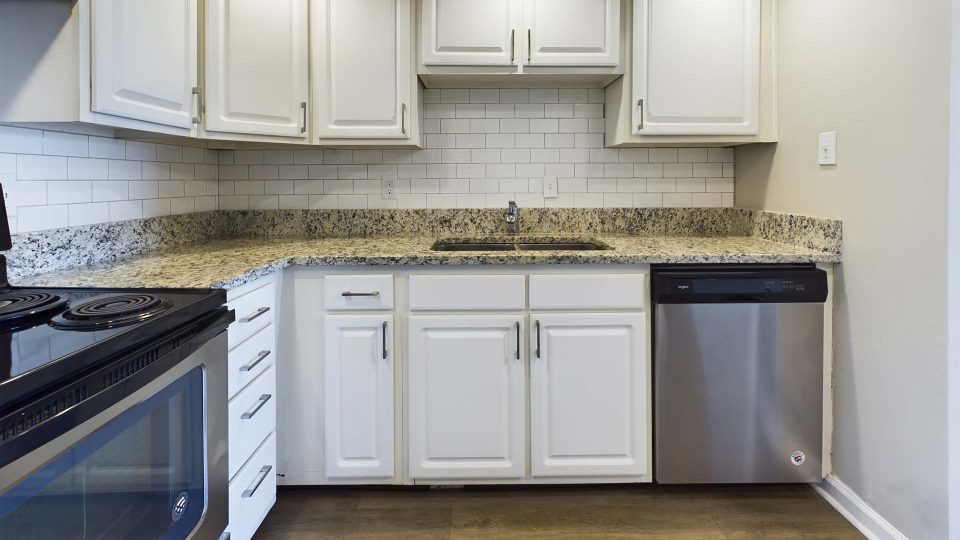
left=7, top=208, right=841, bottom=280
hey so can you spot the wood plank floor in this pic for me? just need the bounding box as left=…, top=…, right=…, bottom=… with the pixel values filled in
left=253, top=485, right=864, bottom=539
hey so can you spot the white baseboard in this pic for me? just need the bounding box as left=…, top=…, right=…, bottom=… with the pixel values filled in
left=812, top=475, right=909, bottom=540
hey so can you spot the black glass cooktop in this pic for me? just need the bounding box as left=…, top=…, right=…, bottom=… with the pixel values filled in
left=0, top=287, right=225, bottom=411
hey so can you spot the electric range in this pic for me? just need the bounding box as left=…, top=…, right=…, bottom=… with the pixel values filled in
left=0, top=184, right=233, bottom=540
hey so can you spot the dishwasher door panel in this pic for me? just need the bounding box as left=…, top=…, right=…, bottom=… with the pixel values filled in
left=654, top=302, right=823, bottom=483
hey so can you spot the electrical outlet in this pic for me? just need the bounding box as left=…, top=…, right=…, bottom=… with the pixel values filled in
left=543, top=176, right=558, bottom=198
left=818, top=131, right=837, bottom=165
left=1, top=184, right=13, bottom=216
left=382, top=175, right=397, bottom=200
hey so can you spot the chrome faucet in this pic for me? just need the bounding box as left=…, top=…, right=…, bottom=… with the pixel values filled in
left=505, top=201, right=520, bottom=235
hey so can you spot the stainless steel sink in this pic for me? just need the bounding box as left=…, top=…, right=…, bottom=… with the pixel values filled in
left=431, top=239, right=608, bottom=251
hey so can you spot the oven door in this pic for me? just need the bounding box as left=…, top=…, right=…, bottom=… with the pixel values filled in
left=0, top=326, right=229, bottom=540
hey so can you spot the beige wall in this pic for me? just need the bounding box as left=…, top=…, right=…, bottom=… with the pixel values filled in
left=736, top=1, right=951, bottom=538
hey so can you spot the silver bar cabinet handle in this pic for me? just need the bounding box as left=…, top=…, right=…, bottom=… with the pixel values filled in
left=527, top=29, right=531, bottom=63
left=535, top=320, right=541, bottom=358
left=510, top=29, right=515, bottom=64
left=241, top=394, right=272, bottom=420
left=240, top=306, right=270, bottom=323
left=401, top=103, right=407, bottom=135
left=637, top=99, right=644, bottom=131
left=242, top=466, right=273, bottom=498
left=300, top=101, right=307, bottom=134
left=341, top=291, right=380, bottom=297
left=383, top=321, right=388, bottom=360
left=515, top=321, right=521, bottom=360
left=191, top=87, right=202, bottom=125
left=240, top=350, right=271, bottom=372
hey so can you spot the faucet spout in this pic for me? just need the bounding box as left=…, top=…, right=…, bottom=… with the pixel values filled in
left=504, top=201, right=520, bottom=236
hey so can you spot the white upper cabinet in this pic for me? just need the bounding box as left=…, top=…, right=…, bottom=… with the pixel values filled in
left=205, top=0, right=309, bottom=138
left=313, top=0, right=412, bottom=139
left=324, top=314, right=395, bottom=479
left=421, top=0, right=619, bottom=69
left=408, top=315, right=525, bottom=479
left=530, top=313, right=649, bottom=477
left=524, top=0, right=620, bottom=66
left=633, top=0, right=760, bottom=135
left=90, top=0, right=198, bottom=129
left=422, top=0, right=519, bottom=66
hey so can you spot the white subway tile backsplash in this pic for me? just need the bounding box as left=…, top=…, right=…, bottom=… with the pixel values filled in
left=0, top=90, right=734, bottom=228
left=43, top=131, right=88, bottom=157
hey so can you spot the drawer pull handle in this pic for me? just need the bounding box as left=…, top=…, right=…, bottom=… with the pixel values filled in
left=240, top=350, right=271, bottom=372
left=341, top=291, right=380, bottom=297
left=240, top=306, right=270, bottom=323
left=241, top=394, right=272, bottom=420
left=242, top=465, right=273, bottom=498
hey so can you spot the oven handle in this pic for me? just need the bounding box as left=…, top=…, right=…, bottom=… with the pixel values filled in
left=0, top=308, right=234, bottom=470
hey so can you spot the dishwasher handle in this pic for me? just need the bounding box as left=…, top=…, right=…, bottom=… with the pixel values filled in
left=652, top=267, right=828, bottom=304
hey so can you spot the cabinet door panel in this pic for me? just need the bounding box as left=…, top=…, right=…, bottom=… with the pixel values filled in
left=91, top=0, right=197, bottom=128
left=324, top=314, right=394, bottom=479
left=314, top=0, right=410, bottom=139
left=408, top=316, right=525, bottom=478
left=525, top=0, right=619, bottom=66
left=205, top=0, right=308, bottom=137
left=422, top=0, right=518, bottom=65
left=531, top=313, right=649, bottom=477
left=633, top=0, right=760, bottom=135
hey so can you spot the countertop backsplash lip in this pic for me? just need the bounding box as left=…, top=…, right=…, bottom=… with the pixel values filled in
left=5, top=208, right=842, bottom=282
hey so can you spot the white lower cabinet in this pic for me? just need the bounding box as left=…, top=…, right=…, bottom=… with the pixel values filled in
left=323, top=314, right=395, bottom=479
left=408, top=315, right=526, bottom=479
left=228, top=434, right=277, bottom=540
left=530, top=313, right=649, bottom=477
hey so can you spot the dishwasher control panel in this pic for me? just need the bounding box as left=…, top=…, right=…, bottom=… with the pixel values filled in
left=652, top=265, right=828, bottom=304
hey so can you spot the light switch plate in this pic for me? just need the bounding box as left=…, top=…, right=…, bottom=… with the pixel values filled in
left=818, top=131, right=837, bottom=165
left=382, top=175, right=397, bottom=199
left=543, top=176, right=558, bottom=198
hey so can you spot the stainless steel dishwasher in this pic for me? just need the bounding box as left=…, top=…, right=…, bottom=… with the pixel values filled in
left=652, top=264, right=828, bottom=484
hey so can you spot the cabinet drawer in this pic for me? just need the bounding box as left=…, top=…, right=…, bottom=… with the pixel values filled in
left=409, top=275, right=526, bottom=310
left=229, top=366, right=276, bottom=479
left=529, top=274, right=646, bottom=309
left=228, top=281, right=276, bottom=350
left=324, top=274, right=394, bottom=310
left=228, top=433, right=277, bottom=540
left=228, top=323, right=276, bottom=400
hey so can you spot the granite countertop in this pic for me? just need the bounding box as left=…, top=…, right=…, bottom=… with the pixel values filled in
left=15, top=234, right=840, bottom=291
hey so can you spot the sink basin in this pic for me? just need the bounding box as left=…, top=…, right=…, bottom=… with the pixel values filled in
left=430, top=242, right=515, bottom=251
left=431, top=238, right=609, bottom=251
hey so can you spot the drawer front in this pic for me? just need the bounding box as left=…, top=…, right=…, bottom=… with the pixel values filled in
left=228, top=433, right=277, bottom=540
left=409, top=275, right=526, bottom=310
left=325, top=274, right=394, bottom=310
left=228, top=282, right=276, bottom=350
left=228, top=323, right=276, bottom=400
left=529, top=274, right=646, bottom=309
left=229, top=366, right=277, bottom=479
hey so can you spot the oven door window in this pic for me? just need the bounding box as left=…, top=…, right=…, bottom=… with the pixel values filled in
left=0, top=367, right=205, bottom=540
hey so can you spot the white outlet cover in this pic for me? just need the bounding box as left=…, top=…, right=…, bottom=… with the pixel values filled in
left=543, top=176, right=558, bottom=199
left=382, top=175, right=397, bottom=200
left=818, top=131, right=837, bottom=165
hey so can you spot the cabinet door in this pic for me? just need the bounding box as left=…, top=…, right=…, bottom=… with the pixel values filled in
left=633, top=0, right=760, bottom=135
left=421, top=0, right=519, bottom=66
left=524, top=0, right=619, bottom=66
left=205, top=0, right=309, bottom=137
left=530, top=313, right=649, bottom=477
left=314, top=0, right=411, bottom=139
left=324, top=314, right=394, bottom=479
left=408, top=315, right=525, bottom=478
left=90, top=0, right=198, bottom=128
